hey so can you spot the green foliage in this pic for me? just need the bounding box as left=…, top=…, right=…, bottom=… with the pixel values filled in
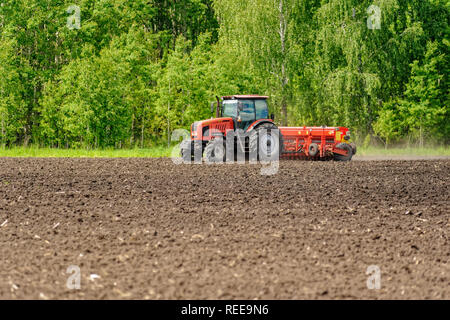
left=0, top=38, right=27, bottom=145
left=0, top=0, right=448, bottom=147
left=374, top=41, right=449, bottom=145
left=362, top=134, right=371, bottom=149
left=40, top=28, right=157, bottom=148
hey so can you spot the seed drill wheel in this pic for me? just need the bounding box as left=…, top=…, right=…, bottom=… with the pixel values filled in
left=333, top=143, right=353, bottom=161
left=249, top=123, right=282, bottom=161
left=350, top=142, right=357, bottom=155
left=204, top=139, right=226, bottom=163
left=308, top=143, right=319, bottom=157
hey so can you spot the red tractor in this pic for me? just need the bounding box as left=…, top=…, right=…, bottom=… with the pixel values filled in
left=180, top=95, right=356, bottom=162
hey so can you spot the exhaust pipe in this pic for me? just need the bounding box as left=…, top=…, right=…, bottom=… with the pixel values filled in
left=215, top=96, right=220, bottom=118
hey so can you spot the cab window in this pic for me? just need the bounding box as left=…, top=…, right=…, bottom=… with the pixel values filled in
left=255, top=100, right=269, bottom=119
left=239, top=100, right=256, bottom=122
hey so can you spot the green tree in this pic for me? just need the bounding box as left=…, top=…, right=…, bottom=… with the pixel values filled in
left=375, top=41, right=449, bottom=145
left=0, top=0, right=448, bottom=147
left=40, top=29, right=157, bottom=148
left=0, top=38, right=28, bottom=146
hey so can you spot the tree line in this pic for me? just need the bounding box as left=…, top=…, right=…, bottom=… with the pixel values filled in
left=0, top=0, right=448, bottom=148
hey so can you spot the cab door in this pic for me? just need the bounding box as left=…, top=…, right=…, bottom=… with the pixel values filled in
left=238, top=100, right=256, bottom=131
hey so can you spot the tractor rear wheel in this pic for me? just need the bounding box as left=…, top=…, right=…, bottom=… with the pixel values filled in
left=333, top=143, right=353, bottom=161
left=249, top=123, right=283, bottom=161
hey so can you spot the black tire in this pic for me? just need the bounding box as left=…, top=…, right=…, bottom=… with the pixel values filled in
left=180, top=140, right=192, bottom=163
left=350, top=142, right=357, bottom=155
left=180, top=140, right=202, bottom=163
left=308, top=143, right=319, bottom=157
left=333, top=143, right=353, bottom=161
left=204, top=139, right=226, bottom=163
left=249, top=123, right=283, bottom=161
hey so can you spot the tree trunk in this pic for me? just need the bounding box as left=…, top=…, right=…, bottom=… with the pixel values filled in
left=167, top=81, right=171, bottom=148
left=281, top=94, right=288, bottom=126
left=130, top=113, right=134, bottom=146
left=278, top=0, right=288, bottom=126
left=419, top=122, right=423, bottom=148
left=1, top=116, right=5, bottom=147
left=141, top=116, right=145, bottom=149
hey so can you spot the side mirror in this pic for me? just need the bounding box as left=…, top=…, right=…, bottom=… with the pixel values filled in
left=210, top=102, right=215, bottom=114
left=270, top=113, right=275, bottom=120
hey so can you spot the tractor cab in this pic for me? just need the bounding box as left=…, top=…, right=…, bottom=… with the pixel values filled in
left=218, top=95, right=273, bottom=131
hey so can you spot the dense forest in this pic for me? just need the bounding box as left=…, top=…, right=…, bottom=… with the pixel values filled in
left=0, top=0, right=448, bottom=148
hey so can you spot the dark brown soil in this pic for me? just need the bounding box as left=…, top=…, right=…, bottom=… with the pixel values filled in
left=0, top=158, right=448, bottom=299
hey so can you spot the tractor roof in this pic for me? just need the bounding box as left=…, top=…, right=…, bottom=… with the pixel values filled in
left=222, top=95, right=269, bottom=100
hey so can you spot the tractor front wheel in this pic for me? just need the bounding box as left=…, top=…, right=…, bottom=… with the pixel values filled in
left=204, top=139, right=226, bottom=163
left=180, top=140, right=203, bottom=163
left=180, top=140, right=193, bottom=163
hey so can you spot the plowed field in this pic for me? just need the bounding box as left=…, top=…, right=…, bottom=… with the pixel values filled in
left=0, top=158, right=448, bottom=299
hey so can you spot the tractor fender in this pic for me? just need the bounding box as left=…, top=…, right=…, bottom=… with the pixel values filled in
left=246, top=119, right=276, bottom=132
